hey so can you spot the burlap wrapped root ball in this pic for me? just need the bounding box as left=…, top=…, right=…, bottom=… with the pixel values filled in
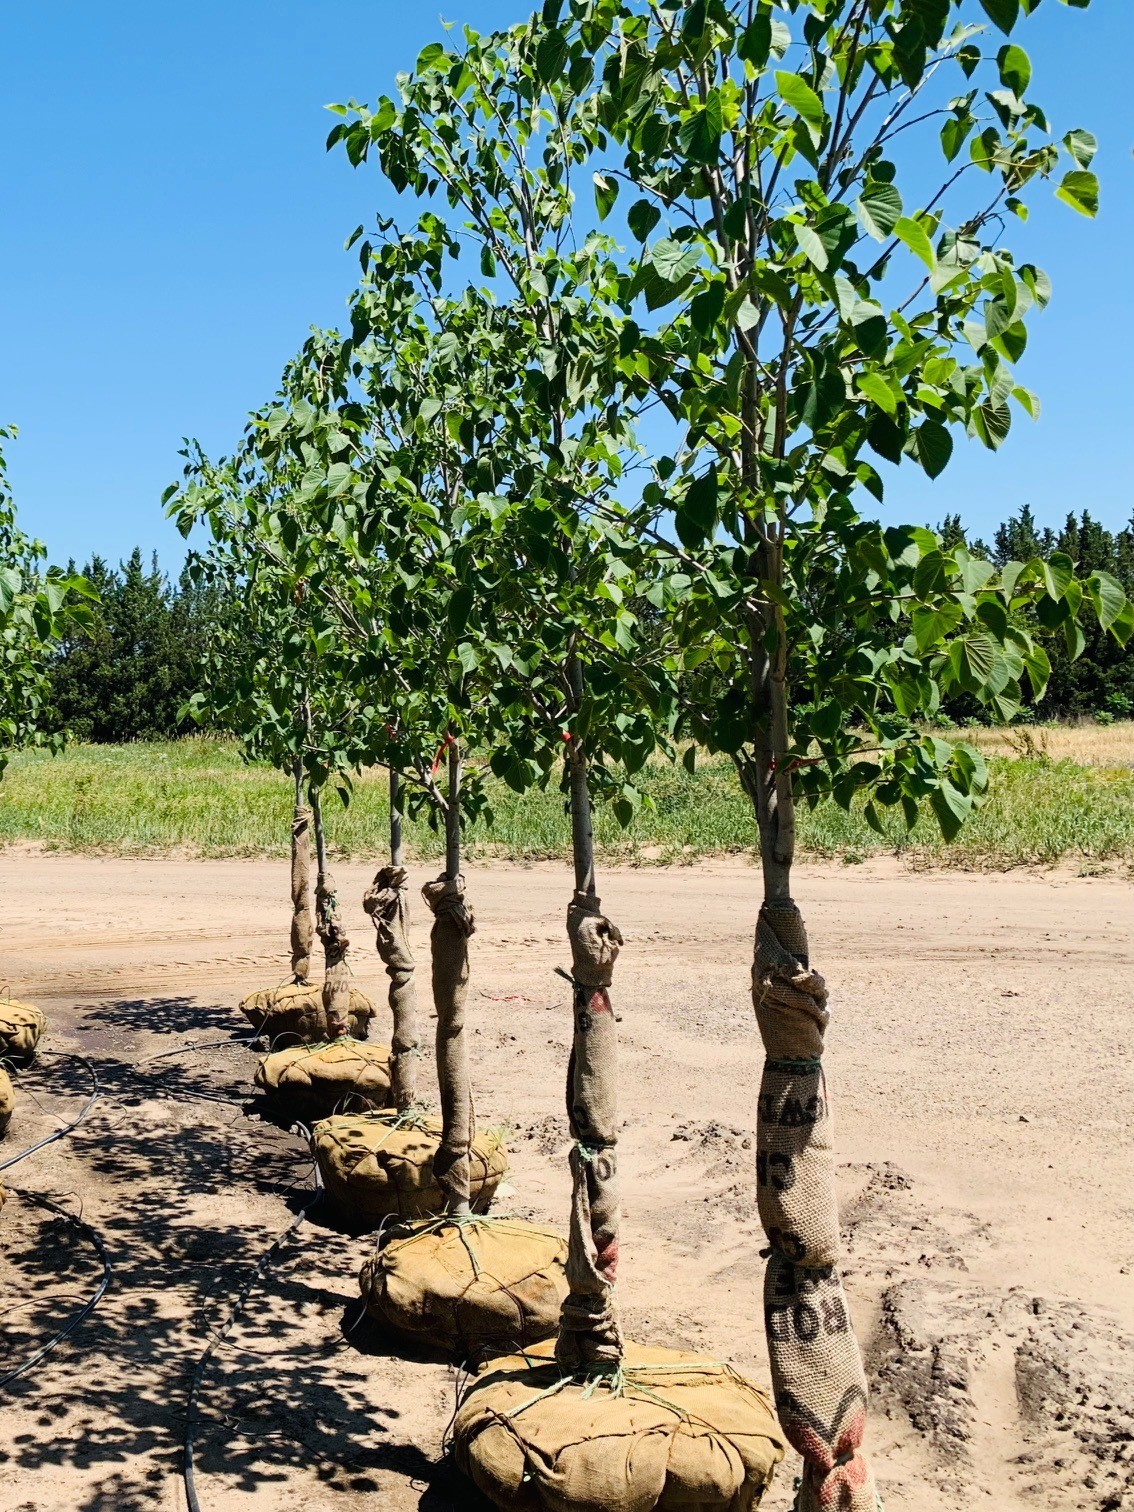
left=360, top=1217, right=568, bottom=1359
left=239, top=981, right=375, bottom=1045
left=313, top=1111, right=507, bottom=1224
left=0, top=1065, right=15, bottom=1137
left=454, top=1339, right=786, bottom=1512
left=255, top=1039, right=393, bottom=1120
left=0, top=1000, right=46, bottom=1061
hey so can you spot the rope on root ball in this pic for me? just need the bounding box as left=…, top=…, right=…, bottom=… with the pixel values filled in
left=752, top=899, right=878, bottom=1512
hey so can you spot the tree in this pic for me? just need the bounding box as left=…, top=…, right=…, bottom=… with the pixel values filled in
left=0, top=427, right=96, bottom=778
left=483, top=3, right=1128, bottom=1506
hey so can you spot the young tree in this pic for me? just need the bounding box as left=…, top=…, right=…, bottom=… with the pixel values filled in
left=0, top=427, right=96, bottom=778
left=527, top=2, right=1128, bottom=1505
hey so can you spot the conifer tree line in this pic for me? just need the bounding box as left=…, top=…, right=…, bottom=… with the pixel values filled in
left=42, top=505, right=1134, bottom=744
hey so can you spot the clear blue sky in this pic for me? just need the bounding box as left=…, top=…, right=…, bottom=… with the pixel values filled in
left=1, top=2, right=1130, bottom=573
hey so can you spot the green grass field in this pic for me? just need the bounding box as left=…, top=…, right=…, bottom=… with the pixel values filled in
left=1, top=733, right=1132, bottom=872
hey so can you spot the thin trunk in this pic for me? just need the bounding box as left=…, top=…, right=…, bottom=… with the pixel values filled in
left=422, top=737, right=474, bottom=1215
left=389, top=768, right=404, bottom=868
left=556, top=650, right=624, bottom=1372
left=311, top=784, right=351, bottom=1039
left=289, top=759, right=314, bottom=982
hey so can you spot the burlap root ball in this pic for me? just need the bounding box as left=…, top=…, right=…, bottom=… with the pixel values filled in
left=312, top=1111, right=507, bottom=1224
left=0, top=1065, right=15, bottom=1138
left=0, top=1000, right=46, bottom=1062
left=359, top=1217, right=568, bottom=1360
left=239, top=981, right=375, bottom=1046
left=255, top=1039, right=393, bottom=1120
left=453, top=1339, right=786, bottom=1512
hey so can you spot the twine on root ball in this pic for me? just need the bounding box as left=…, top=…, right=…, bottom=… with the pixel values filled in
left=239, top=980, right=376, bottom=1047
left=0, top=997, right=46, bottom=1062
left=452, top=1339, right=786, bottom=1512
left=311, top=1109, right=507, bottom=1225
left=255, top=1038, right=393, bottom=1121
left=752, top=899, right=877, bottom=1512
left=359, top=1212, right=568, bottom=1361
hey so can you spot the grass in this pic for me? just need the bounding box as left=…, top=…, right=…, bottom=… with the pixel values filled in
left=0, top=729, right=1132, bottom=872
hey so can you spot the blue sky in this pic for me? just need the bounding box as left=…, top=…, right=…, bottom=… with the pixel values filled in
left=0, top=2, right=1130, bottom=573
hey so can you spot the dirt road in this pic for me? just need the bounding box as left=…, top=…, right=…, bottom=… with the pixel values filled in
left=0, top=853, right=1130, bottom=1511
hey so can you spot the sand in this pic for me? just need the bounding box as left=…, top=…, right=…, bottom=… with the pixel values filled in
left=0, top=851, right=1130, bottom=1512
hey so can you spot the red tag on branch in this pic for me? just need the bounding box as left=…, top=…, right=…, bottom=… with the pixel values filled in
left=432, top=732, right=456, bottom=778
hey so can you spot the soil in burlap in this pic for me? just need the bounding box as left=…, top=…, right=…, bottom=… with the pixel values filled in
left=752, top=899, right=877, bottom=1511
left=453, top=1338, right=786, bottom=1512
left=0, top=999, right=46, bottom=1061
left=239, top=981, right=375, bottom=1046
left=312, top=1111, right=507, bottom=1225
left=359, top=1217, right=567, bottom=1360
left=254, top=1039, right=393, bottom=1121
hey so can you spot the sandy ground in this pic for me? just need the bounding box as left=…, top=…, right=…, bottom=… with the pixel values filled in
left=0, top=852, right=1131, bottom=1512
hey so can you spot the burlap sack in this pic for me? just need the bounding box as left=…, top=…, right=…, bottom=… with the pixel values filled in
left=312, top=1111, right=507, bottom=1224
left=255, top=1039, right=393, bottom=1120
left=360, top=1217, right=568, bottom=1359
left=0, top=1066, right=14, bottom=1137
left=752, top=900, right=876, bottom=1512
left=239, top=981, right=375, bottom=1045
left=290, top=801, right=315, bottom=982
left=559, top=891, right=624, bottom=1373
left=364, top=866, right=421, bottom=1112
left=0, top=1000, right=46, bottom=1061
left=453, top=1338, right=786, bottom=1512
left=421, top=874, right=476, bottom=1212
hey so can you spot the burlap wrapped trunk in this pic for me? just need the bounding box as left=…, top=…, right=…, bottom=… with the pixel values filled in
left=0, top=1066, right=14, bottom=1137
left=239, top=981, right=375, bottom=1046
left=0, top=1000, right=46, bottom=1062
left=312, top=1111, right=507, bottom=1224
left=290, top=801, right=315, bottom=982
left=360, top=1217, right=567, bottom=1360
left=752, top=900, right=876, bottom=1512
left=364, top=866, right=421, bottom=1112
left=421, top=874, right=476, bottom=1212
left=255, top=1039, right=393, bottom=1120
left=453, top=1338, right=786, bottom=1512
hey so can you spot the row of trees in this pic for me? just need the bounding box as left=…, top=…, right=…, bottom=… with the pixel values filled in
left=37, top=506, right=1134, bottom=745
left=162, top=2, right=1126, bottom=1506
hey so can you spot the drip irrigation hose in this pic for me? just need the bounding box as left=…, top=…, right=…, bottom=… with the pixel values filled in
left=0, top=1185, right=113, bottom=1389
left=0, top=1052, right=101, bottom=1175
left=183, top=1122, right=321, bottom=1512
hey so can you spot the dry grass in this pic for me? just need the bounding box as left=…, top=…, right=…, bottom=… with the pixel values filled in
left=959, top=719, right=1134, bottom=767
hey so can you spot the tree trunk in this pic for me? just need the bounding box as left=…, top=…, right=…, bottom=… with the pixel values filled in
left=747, top=654, right=877, bottom=1510
left=289, top=759, right=314, bottom=982
left=310, top=784, right=351, bottom=1040
left=420, top=738, right=475, bottom=1215
left=555, top=651, right=624, bottom=1372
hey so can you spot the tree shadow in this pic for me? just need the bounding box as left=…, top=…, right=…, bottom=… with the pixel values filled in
left=0, top=993, right=487, bottom=1511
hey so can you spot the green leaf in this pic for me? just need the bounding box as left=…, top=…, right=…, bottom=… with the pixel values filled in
left=775, top=70, right=825, bottom=141
left=856, top=181, right=903, bottom=241
left=912, top=601, right=963, bottom=652
left=593, top=172, right=618, bottom=221
left=894, top=216, right=936, bottom=271
left=676, top=465, right=719, bottom=548
left=738, top=14, right=772, bottom=68
left=536, top=27, right=569, bottom=82
left=1063, top=128, right=1097, bottom=169
left=997, top=44, right=1031, bottom=94
left=628, top=200, right=661, bottom=242
left=415, top=41, right=447, bottom=72
left=678, top=90, right=724, bottom=163
left=857, top=371, right=900, bottom=416
left=911, top=421, right=953, bottom=479
left=1086, top=570, right=1127, bottom=631
left=1055, top=169, right=1099, bottom=217
left=980, top=0, right=1019, bottom=32
left=931, top=779, right=972, bottom=841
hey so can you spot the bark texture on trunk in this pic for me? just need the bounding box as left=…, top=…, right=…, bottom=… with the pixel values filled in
left=363, top=865, right=420, bottom=1111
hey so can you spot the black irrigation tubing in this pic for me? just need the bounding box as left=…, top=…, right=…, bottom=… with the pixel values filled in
left=0, top=1185, right=113, bottom=1390
left=0, top=1052, right=101, bottom=1175
left=183, top=1124, right=322, bottom=1512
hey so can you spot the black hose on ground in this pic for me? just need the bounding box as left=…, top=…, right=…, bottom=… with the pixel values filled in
left=183, top=1123, right=321, bottom=1512
left=0, top=1185, right=113, bottom=1389
left=0, top=1052, right=101, bottom=1175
